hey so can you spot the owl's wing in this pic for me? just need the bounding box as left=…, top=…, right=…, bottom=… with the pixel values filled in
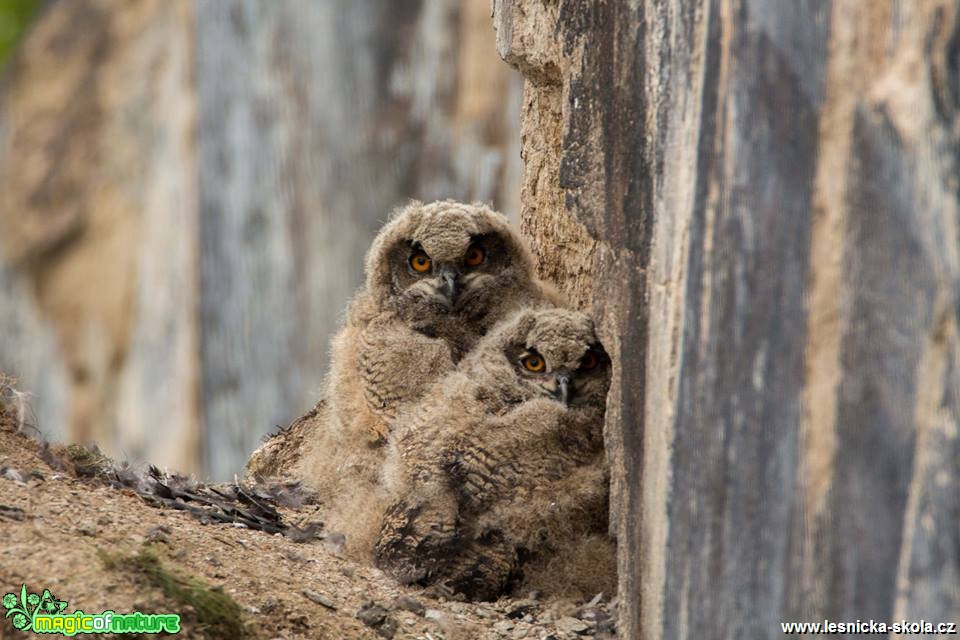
left=354, top=322, right=455, bottom=441
left=244, top=399, right=328, bottom=483
left=476, top=455, right=609, bottom=551
left=438, top=398, right=572, bottom=507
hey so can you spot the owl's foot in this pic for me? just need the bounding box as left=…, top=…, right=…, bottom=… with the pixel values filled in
left=374, top=499, right=458, bottom=584
left=374, top=500, right=518, bottom=600
left=438, top=529, right=518, bottom=601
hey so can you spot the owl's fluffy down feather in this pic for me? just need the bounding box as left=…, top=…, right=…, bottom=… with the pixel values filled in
left=375, top=307, right=614, bottom=600
left=300, top=201, right=563, bottom=559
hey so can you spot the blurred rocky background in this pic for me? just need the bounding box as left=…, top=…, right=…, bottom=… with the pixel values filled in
left=0, top=0, right=522, bottom=479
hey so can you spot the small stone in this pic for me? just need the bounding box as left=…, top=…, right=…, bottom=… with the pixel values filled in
left=286, top=521, right=325, bottom=543
left=556, top=616, right=591, bottom=635
left=494, top=619, right=515, bottom=633
left=76, top=521, right=97, bottom=537
left=579, top=609, right=610, bottom=625
left=594, top=617, right=617, bottom=639
left=323, top=532, right=346, bottom=556
left=340, top=567, right=354, bottom=577
left=0, top=504, right=25, bottom=521
left=424, top=609, right=446, bottom=622
left=2, top=468, right=24, bottom=483
left=528, top=590, right=543, bottom=601
left=303, top=589, right=337, bottom=610
left=422, top=583, right=456, bottom=599
left=355, top=602, right=396, bottom=639
left=144, top=524, right=170, bottom=544
left=376, top=618, right=397, bottom=639
left=392, top=595, right=425, bottom=616
left=506, top=601, right=537, bottom=619
left=289, top=613, right=310, bottom=629
left=261, top=597, right=281, bottom=614
left=357, top=601, right=390, bottom=627
left=285, top=549, right=306, bottom=563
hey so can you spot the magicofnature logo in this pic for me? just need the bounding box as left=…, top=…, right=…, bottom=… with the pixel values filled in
left=3, top=584, right=180, bottom=635
left=3, top=585, right=67, bottom=631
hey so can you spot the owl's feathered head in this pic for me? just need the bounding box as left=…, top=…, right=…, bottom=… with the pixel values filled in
left=464, top=307, right=611, bottom=409
left=364, top=200, right=536, bottom=321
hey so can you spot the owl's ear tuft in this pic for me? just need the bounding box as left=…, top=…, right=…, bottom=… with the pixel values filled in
left=364, top=202, right=426, bottom=290
left=471, top=208, right=535, bottom=277
left=388, top=199, right=424, bottom=221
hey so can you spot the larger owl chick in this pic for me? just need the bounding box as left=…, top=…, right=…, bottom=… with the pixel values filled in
left=375, top=307, right=613, bottom=600
left=303, top=200, right=561, bottom=556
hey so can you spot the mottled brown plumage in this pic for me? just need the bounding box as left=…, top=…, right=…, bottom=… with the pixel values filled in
left=302, top=200, right=560, bottom=555
left=374, top=307, right=612, bottom=600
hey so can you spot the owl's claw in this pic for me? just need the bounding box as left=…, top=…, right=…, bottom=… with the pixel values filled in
left=374, top=499, right=459, bottom=586
left=438, top=529, right=518, bottom=601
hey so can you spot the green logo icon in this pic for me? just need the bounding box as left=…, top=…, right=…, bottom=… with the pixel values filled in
left=3, top=584, right=180, bottom=635
left=3, top=585, right=67, bottom=632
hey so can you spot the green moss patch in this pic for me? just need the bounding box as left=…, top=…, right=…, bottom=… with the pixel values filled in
left=98, top=546, right=250, bottom=639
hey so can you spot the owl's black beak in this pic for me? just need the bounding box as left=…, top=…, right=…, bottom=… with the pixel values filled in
left=439, top=267, right=460, bottom=304
left=554, top=374, right=572, bottom=405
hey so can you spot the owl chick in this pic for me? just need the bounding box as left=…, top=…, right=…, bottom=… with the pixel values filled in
left=374, top=307, right=613, bottom=600
left=304, top=200, right=559, bottom=555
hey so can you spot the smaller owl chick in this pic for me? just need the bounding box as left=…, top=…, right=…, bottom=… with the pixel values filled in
left=374, top=307, right=613, bottom=600
left=303, top=200, right=560, bottom=557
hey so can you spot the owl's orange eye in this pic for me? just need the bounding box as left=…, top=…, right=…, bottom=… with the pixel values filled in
left=579, top=351, right=599, bottom=371
left=464, top=244, right=486, bottom=267
left=520, top=353, right=546, bottom=373
left=410, top=252, right=432, bottom=273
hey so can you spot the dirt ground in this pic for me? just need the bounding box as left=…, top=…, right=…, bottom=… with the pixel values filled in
left=0, top=388, right=617, bottom=640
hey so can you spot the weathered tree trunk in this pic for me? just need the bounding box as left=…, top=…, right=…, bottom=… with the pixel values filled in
left=0, top=0, right=521, bottom=479
left=495, top=0, right=960, bottom=638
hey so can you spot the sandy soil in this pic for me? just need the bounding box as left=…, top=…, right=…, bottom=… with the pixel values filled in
left=0, top=389, right=617, bottom=640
